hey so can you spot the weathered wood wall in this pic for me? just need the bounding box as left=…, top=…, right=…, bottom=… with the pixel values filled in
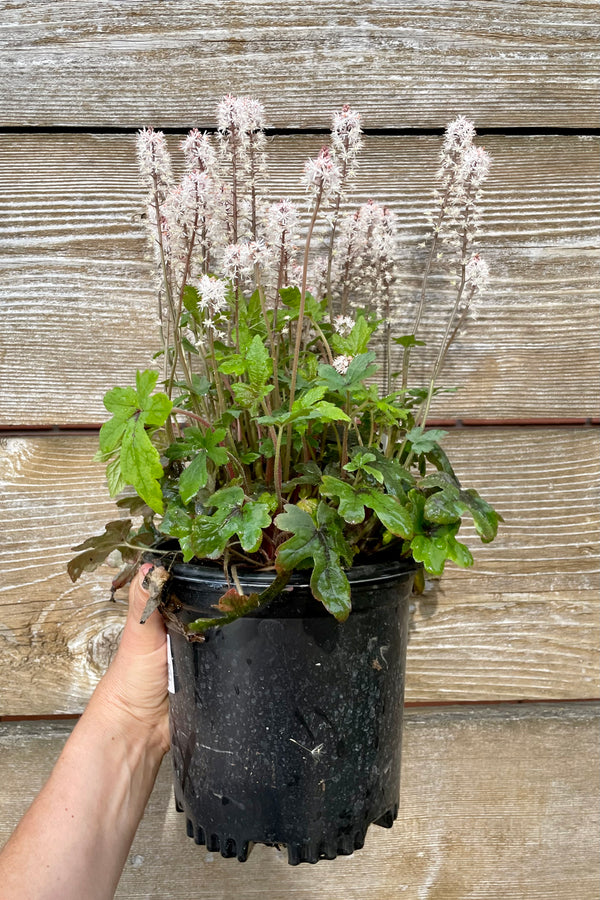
left=1, top=1, right=598, bottom=897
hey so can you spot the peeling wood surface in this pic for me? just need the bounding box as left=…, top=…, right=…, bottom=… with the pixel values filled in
left=1, top=133, right=599, bottom=425
left=0, top=1, right=598, bottom=128
left=0, top=429, right=597, bottom=716
left=1, top=704, right=598, bottom=898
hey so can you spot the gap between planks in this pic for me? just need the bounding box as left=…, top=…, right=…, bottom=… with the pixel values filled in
left=0, top=126, right=599, bottom=137
left=2, top=696, right=599, bottom=725
left=2, top=420, right=599, bottom=436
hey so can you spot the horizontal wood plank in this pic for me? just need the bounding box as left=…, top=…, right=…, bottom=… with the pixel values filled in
left=1, top=703, right=598, bottom=898
left=1, top=133, right=598, bottom=425
left=0, top=429, right=597, bottom=715
left=0, top=1, right=598, bottom=128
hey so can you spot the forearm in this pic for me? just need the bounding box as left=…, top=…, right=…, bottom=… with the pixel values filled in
left=0, top=566, right=169, bottom=900
left=0, top=677, right=166, bottom=900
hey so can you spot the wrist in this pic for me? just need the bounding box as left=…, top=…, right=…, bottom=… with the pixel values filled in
left=91, top=666, right=170, bottom=762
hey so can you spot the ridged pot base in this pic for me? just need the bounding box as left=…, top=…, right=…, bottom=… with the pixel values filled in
left=175, top=797, right=399, bottom=864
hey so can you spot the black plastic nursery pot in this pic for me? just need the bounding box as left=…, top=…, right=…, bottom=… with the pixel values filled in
left=159, top=558, right=416, bottom=866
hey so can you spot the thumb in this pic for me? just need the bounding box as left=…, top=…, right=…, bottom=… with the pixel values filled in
left=121, top=563, right=168, bottom=655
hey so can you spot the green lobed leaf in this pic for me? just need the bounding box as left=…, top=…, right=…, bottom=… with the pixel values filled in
left=393, top=334, right=425, bottom=349
left=97, top=371, right=173, bottom=510
left=346, top=315, right=376, bottom=355
left=307, top=401, right=351, bottom=424
left=231, top=380, right=273, bottom=412
left=406, top=426, right=448, bottom=455
left=291, top=385, right=327, bottom=411
left=144, top=391, right=174, bottom=426
left=240, top=450, right=260, bottom=465
left=366, top=452, right=415, bottom=497
left=424, top=484, right=502, bottom=542
left=178, top=452, right=209, bottom=504
left=320, top=476, right=367, bottom=523
left=410, top=534, right=449, bottom=575
left=159, top=501, right=196, bottom=560
left=166, top=426, right=228, bottom=467
left=135, top=369, right=160, bottom=407
left=218, top=355, right=246, bottom=377
left=425, top=443, right=458, bottom=478
left=317, top=364, right=346, bottom=392
left=173, top=487, right=272, bottom=560
left=344, top=450, right=384, bottom=484
left=344, top=351, right=378, bottom=386
left=410, top=527, right=473, bottom=575
left=274, top=502, right=353, bottom=621
left=99, top=417, right=128, bottom=456
left=102, top=385, right=138, bottom=420
left=331, top=315, right=376, bottom=356
left=106, top=456, right=127, bottom=497
left=237, top=500, right=273, bottom=552
left=367, top=492, right=413, bottom=537
left=321, top=476, right=413, bottom=537
left=120, top=417, right=165, bottom=514
left=206, top=485, right=245, bottom=511
left=246, top=334, right=272, bottom=389
left=278, top=285, right=325, bottom=323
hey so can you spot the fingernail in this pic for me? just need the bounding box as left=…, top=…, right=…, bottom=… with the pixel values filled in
left=140, top=563, right=155, bottom=588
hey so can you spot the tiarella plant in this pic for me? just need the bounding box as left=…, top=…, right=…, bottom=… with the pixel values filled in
left=69, top=97, right=501, bottom=633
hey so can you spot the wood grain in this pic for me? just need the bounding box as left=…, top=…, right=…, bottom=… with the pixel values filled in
left=0, top=1, right=598, bottom=128
left=1, top=703, right=598, bottom=898
left=0, top=428, right=597, bottom=715
left=1, top=133, right=598, bottom=425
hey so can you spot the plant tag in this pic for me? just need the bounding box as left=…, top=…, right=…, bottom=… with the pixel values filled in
left=166, top=634, right=176, bottom=694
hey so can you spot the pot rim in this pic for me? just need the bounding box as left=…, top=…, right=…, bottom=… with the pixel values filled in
left=144, top=543, right=419, bottom=590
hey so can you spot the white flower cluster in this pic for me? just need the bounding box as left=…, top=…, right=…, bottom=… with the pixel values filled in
left=333, top=315, right=354, bottom=337
left=332, top=354, right=353, bottom=375
left=302, top=147, right=342, bottom=204
left=330, top=200, right=399, bottom=319
left=216, top=95, right=267, bottom=241
left=196, top=274, right=228, bottom=317
left=137, top=127, right=174, bottom=203
left=217, top=94, right=266, bottom=141
left=330, top=104, right=362, bottom=165
left=431, top=116, right=491, bottom=254
left=465, top=253, right=490, bottom=293
left=136, top=98, right=491, bottom=382
left=263, top=199, right=299, bottom=292
left=222, top=240, right=270, bottom=282
left=181, top=129, right=217, bottom=173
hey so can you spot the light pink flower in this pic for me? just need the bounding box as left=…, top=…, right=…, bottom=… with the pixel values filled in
left=460, top=146, right=492, bottom=191
left=222, top=241, right=269, bottom=280
left=333, top=315, right=355, bottom=337
left=332, top=354, right=353, bottom=375
left=465, top=254, right=490, bottom=292
left=217, top=94, right=265, bottom=136
left=136, top=127, right=174, bottom=201
left=331, top=200, right=399, bottom=317
left=331, top=104, right=362, bottom=163
left=196, top=275, right=229, bottom=317
left=264, top=199, right=299, bottom=289
left=442, top=116, right=476, bottom=156
left=302, top=147, right=342, bottom=202
left=181, top=129, right=217, bottom=172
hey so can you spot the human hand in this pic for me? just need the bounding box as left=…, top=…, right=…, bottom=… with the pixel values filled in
left=95, top=563, right=170, bottom=756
